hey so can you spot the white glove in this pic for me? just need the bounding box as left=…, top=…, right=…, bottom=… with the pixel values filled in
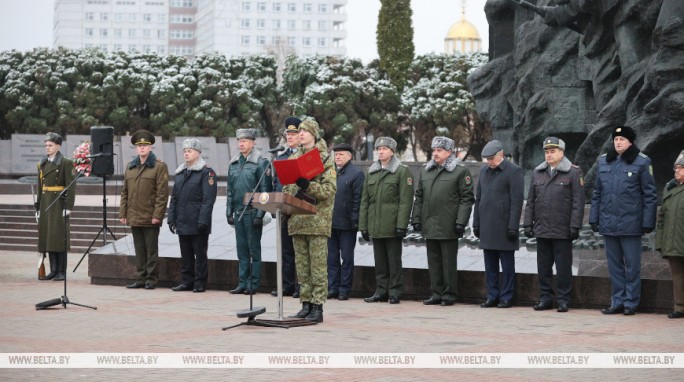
left=35, top=211, right=40, bottom=223
left=63, top=209, right=71, bottom=217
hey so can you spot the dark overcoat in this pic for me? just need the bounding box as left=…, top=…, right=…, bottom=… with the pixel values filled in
left=37, top=152, right=76, bottom=252
left=168, top=158, right=218, bottom=235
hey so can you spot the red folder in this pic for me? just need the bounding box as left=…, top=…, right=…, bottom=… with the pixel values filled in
left=273, top=147, right=325, bottom=185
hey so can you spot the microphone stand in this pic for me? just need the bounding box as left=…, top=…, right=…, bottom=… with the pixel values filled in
left=36, top=169, right=97, bottom=310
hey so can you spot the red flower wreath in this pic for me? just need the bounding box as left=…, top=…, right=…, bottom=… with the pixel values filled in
left=73, top=141, right=92, bottom=176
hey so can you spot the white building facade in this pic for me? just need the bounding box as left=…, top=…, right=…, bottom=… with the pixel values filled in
left=53, top=0, right=347, bottom=59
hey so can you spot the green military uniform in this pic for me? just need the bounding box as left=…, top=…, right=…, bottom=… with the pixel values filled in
left=119, top=130, right=169, bottom=288
left=37, top=147, right=76, bottom=280
left=413, top=145, right=474, bottom=304
left=359, top=153, right=414, bottom=300
left=283, top=138, right=337, bottom=306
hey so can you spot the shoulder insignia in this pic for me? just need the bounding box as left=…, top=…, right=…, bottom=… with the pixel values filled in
left=649, top=165, right=653, bottom=176
left=407, top=177, right=413, bottom=186
left=571, top=164, right=579, bottom=168
left=157, top=159, right=165, bottom=163
left=579, top=174, right=584, bottom=187
left=208, top=177, right=215, bottom=186
left=600, top=153, right=607, bottom=157
left=639, top=153, right=649, bottom=158
left=465, top=175, right=472, bottom=185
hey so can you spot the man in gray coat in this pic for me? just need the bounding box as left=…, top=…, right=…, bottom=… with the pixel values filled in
left=523, top=137, right=585, bottom=312
left=473, top=140, right=524, bottom=308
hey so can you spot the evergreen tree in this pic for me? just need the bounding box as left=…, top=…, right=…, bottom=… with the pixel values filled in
left=376, top=0, right=415, bottom=90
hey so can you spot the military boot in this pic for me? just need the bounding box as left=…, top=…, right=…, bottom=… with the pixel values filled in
left=289, top=302, right=311, bottom=318
left=305, top=304, right=323, bottom=323
left=40, top=253, right=58, bottom=280
left=53, top=252, right=67, bottom=281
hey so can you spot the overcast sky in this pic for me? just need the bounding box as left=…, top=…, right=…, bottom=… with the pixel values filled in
left=0, top=0, right=489, bottom=62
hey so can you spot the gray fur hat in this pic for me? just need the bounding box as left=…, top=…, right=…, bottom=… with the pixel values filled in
left=44, top=132, right=63, bottom=145
left=236, top=128, right=256, bottom=140
left=374, top=136, right=397, bottom=152
left=182, top=138, right=203, bottom=153
left=675, top=150, right=684, bottom=167
left=431, top=136, right=455, bottom=151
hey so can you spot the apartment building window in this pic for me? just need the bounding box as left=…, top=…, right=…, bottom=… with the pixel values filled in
left=85, top=12, right=94, bottom=21
left=114, top=28, right=122, bottom=37
left=319, top=4, right=327, bottom=13
left=241, top=19, right=251, bottom=29
left=143, top=29, right=152, bottom=38
left=303, top=3, right=312, bottom=13
left=170, top=15, right=194, bottom=23
left=273, top=2, right=281, bottom=12
left=158, top=14, right=166, bottom=23
left=113, top=44, right=122, bottom=51
left=302, top=37, right=311, bottom=46
left=85, top=28, right=94, bottom=38
left=143, top=45, right=152, bottom=53
left=288, top=36, right=296, bottom=46
left=100, top=13, right=109, bottom=21
left=318, top=20, right=327, bottom=31
left=241, top=35, right=251, bottom=45
left=272, top=36, right=281, bottom=45
left=129, top=13, right=137, bottom=22
left=241, top=2, right=251, bottom=11
left=100, top=28, right=108, bottom=37
left=158, top=46, right=166, bottom=55
left=271, top=19, right=280, bottom=29
left=128, top=45, right=137, bottom=53
left=256, top=19, right=265, bottom=29
left=318, top=37, right=326, bottom=47
left=287, top=3, right=296, bottom=12
left=170, top=30, right=194, bottom=39
left=257, top=2, right=266, bottom=11
left=144, top=14, right=152, bottom=23
left=115, top=13, right=124, bottom=22
left=170, top=0, right=194, bottom=7
left=129, top=29, right=137, bottom=38
left=302, top=20, right=311, bottom=30
left=256, top=36, right=266, bottom=45
left=158, top=29, right=166, bottom=39
left=287, top=19, right=295, bottom=30
left=100, top=44, right=108, bottom=53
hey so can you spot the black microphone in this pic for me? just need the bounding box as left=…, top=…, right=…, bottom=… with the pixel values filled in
left=86, top=153, right=105, bottom=158
left=268, top=146, right=285, bottom=153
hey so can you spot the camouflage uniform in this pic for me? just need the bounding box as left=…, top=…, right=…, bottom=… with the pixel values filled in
left=283, top=138, right=337, bottom=305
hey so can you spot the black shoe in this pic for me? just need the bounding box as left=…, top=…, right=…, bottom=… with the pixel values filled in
left=193, top=287, right=206, bottom=293
left=144, top=282, right=155, bottom=290
left=126, top=282, right=144, bottom=289
left=229, top=286, right=246, bottom=294
left=623, top=308, right=636, bottom=315
left=243, top=289, right=256, bottom=295
left=533, top=300, right=553, bottom=311
left=289, top=302, right=311, bottom=318
left=338, top=293, right=348, bottom=301
left=480, top=299, right=498, bottom=308
left=40, top=271, right=56, bottom=281
left=441, top=300, right=455, bottom=306
left=270, top=290, right=278, bottom=297
left=305, top=304, right=323, bottom=323
left=53, top=273, right=66, bottom=281
left=171, top=284, right=192, bottom=292
left=364, top=294, right=387, bottom=303
left=328, top=290, right=339, bottom=299
left=292, top=290, right=300, bottom=298
left=601, top=305, right=624, bottom=314
left=668, top=311, right=684, bottom=319
left=423, top=297, right=442, bottom=305
left=497, top=300, right=512, bottom=308
left=389, top=296, right=400, bottom=304
left=557, top=303, right=569, bottom=313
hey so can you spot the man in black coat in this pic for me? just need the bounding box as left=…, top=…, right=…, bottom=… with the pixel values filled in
left=168, top=138, right=218, bottom=292
left=473, top=140, right=525, bottom=308
left=523, top=137, right=585, bottom=312
left=327, top=143, right=364, bottom=300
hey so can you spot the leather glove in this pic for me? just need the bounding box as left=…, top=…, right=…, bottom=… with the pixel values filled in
left=524, top=226, right=534, bottom=238
left=570, top=227, right=579, bottom=240
left=507, top=229, right=518, bottom=241
left=361, top=231, right=370, bottom=241
left=351, top=222, right=358, bottom=231
left=412, top=223, right=422, bottom=233
left=590, top=223, right=599, bottom=233
left=252, top=217, right=263, bottom=227
left=34, top=202, right=40, bottom=210
left=63, top=209, right=71, bottom=217
left=35, top=211, right=40, bottom=223
left=395, top=228, right=407, bottom=238
left=227, top=216, right=235, bottom=226
left=168, top=223, right=176, bottom=234
left=473, top=226, right=480, bottom=238
left=295, top=177, right=310, bottom=191
left=197, top=223, right=208, bottom=233
left=455, top=224, right=465, bottom=238
left=642, top=227, right=653, bottom=234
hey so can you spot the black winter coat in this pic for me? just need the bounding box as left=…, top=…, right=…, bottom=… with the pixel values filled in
left=331, top=161, right=364, bottom=230
left=168, top=159, right=218, bottom=235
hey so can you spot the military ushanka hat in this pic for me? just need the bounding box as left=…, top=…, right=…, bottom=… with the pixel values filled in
left=44, top=132, right=63, bottom=145
left=131, top=129, right=155, bottom=145
left=431, top=136, right=455, bottom=151
left=374, top=136, right=397, bottom=152
left=675, top=150, right=684, bottom=167
left=182, top=138, right=203, bottom=153
left=612, top=125, right=636, bottom=143
left=236, top=128, right=257, bottom=140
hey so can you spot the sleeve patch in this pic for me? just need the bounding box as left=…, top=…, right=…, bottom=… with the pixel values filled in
left=407, top=177, right=413, bottom=186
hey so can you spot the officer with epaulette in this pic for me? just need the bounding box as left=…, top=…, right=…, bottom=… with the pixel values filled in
left=168, top=138, right=218, bottom=293
left=359, top=137, right=414, bottom=305
left=524, top=137, right=585, bottom=312
left=37, top=132, right=76, bottom=281
left=412, top=136, right=474, bottom=306
left=120, top=129, right=169, bottom=290
left=590, top=126, right=657, bottom=315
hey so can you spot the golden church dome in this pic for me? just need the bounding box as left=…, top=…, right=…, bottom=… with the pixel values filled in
left=446, top=19, right=481, bottom=40
left=444, top=2, right=481, bottom=54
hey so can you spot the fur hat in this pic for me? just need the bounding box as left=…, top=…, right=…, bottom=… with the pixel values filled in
left=44, top=132, right=63, bottom=145
left=481, top=140, right=504, bottom=157
left=675, top=150, right=684, bottom=168
left=431, top=136, right=455, bottom=151
left=543, top=137, right=565, bottom=150
left=298, top=118, right=320, bottom=139
left=236, top=128, right=256, bottom=140
left=182, top=138, right=203, bottom=153
left=612, top=125, right=636, bottom=143
left=131, top=130, right=155, bottom=145
left=284, top=116, right=301, bottom=133
left=374, top=137, right=397, bottom=152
